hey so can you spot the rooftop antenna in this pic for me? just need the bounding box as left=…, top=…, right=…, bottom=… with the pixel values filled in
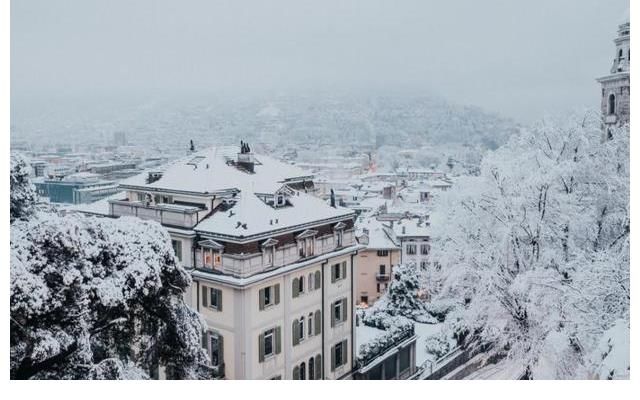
left=189, top=139, right=195, bottom=152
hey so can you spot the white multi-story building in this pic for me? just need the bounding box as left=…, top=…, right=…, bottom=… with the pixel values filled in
left=80, top=145, right=362, bottom=380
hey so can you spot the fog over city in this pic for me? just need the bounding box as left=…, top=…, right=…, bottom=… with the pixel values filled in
left=12, top=0, right=628, bottom=125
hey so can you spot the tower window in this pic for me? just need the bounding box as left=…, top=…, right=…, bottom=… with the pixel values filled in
left=618, top=49, right=623, bottom=60
left=608, top=94, right=616, bottom=115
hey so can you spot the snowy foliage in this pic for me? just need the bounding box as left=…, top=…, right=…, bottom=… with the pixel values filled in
left=424, top=328, right=452, bottom=360
left=10, top=171, right=211, bottom=380
left=430, top=113, right=629, bottom=379
left=357, top=316, right=414, bottom=365
left=10, top=154, right=38, bottom=223
left=363, top=263, right=438, bottom=326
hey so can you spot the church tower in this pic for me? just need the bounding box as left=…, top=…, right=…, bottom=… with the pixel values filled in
left=597, top=17, right=630, bottom=139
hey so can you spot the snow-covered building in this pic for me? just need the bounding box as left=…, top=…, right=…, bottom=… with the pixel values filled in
left=597, top=16, right=630, bottom=139
left=393, top=218, right=431, bottom=269
left=354, top=217, right=400, bottom=306
left=77, top=144, right=364, bottom=380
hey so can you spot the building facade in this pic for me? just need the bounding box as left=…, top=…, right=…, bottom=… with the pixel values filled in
left=84, top=145, right=364, bottom=379
left=597, top=18, right=630, bottom=139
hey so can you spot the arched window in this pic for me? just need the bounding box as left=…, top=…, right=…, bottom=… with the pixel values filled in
left=308, top=313, right=313, bottom=336
left=299, top=362, right=306, bottom=380
left=308, top=357, right=315, bottom=380
left=298, top=276, right=305, bottom=294
left=608, top=94, right=616, bottom=115
left=619, top=48, right=624, bottom=60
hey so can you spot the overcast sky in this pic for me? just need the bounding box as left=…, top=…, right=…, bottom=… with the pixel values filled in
left=11, top=0, right=629, bottom=123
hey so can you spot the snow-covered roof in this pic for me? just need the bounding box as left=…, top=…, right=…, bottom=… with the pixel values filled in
left=119, top=146, right=313, bottom=195
left=356, top=217, right=398, bottom=250
left=393, top=218, right=430, bottom=238
left=195, top=189, right=354, bottom=238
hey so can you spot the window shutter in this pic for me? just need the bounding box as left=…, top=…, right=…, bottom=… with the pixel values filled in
left=292, top=278, right=299, bottom=298
left=331, top=304, right=335, bottom=328
left=275, top=326, right=282, bottom=354
left=201, top=330, right=208, bottom=350
left=341, top=261, right=347, bottom=280
left=202, top=285, right=208, bottom=308
left=315, top=354, right=322, bottom=379
left=217, top=289, right=223, bottom=312
left=314, top=310, right=321, bottom=335
left=330, top=345, right=335, bottom=371
left=314, top=271, right=321, bottom=289
left=259, top=288, right=265, bottom=311
left=341, top=298, right=348, bottom=322
left=258, top=333, right=265, bottom=363
left=274, top=284, right=280, bottom=305
left=341, top=340, right=348, bottom=367
left=219, top=334, right=224, bottom=365
left=293, top=366, right=300, bottom=380
left=292, top=320, right=299, bottom=346
left=331, top=265, right=336, bottom=283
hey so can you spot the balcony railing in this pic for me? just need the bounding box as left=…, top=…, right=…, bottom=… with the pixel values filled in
left=357, top=323, right=415, bottom=367
left=376, top=273, right=390, bottom=282
left=109, top=199, right=204, bottom=228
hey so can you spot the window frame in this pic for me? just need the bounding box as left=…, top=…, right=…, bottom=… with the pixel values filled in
left=264, top=286, right=273, bottom=308
left=209, top=287, right=220, bottom=310
left=263, top=328, right=275, bottom=358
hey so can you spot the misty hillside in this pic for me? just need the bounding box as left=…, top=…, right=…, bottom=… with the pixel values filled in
left=11, top=93, right=519, bottom=151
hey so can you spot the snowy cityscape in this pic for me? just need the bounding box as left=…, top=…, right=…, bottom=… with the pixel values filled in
left=5, top=0, right=632, bottom=392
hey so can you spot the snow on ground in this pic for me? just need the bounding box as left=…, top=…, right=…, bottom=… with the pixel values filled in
left=414, top=322, right=448, bottom=366
left=355, top=324, right=387, bottom=357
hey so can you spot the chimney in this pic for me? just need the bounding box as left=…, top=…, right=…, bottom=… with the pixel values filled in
left=330, top=189, right=336, bottom=208
left=237, top=140, right=255, bottom=173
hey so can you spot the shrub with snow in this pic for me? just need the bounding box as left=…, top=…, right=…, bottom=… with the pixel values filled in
left=10, top=167, right=211, bottom=380
left=10, top=154, right=38, bottom=223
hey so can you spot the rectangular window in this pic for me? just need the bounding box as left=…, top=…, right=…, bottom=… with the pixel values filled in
left=332, top=263, right=340, bottom=281
left=334, top=341, right=346, bottom=368
left=333, top=301, right=342, bottom=324
left=264, top=329, right=274, bottom=357
left=264, top=286, right=272, bottom=307
left=420, top=244, right=430, bottom=255
left=360, top=295, right=368, bottom=304
left=210, top=335, right=220, bottom=367
left=171, top=240, right=182, bottom=261
left=377, top=250, right=389, bottom=257
left=420, top=261, right=428, bottom=269
left=209, top=288, right=221, bottom=310
left=406, top=244, right=417, bottom=255
left=379, top=265, right=386, bottom=275
left=376, top=283, right=381, bottom=293
left=331, top=261, right=347, bottom=283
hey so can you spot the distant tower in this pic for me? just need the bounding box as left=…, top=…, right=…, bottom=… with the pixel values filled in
left=597, top=17, right=630, bottom=139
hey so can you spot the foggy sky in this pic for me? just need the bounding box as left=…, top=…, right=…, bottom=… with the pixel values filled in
left=11, top=0, right=629, bottom=122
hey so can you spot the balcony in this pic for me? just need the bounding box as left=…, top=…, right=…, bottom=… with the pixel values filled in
left=605, top=114, right=618, bottom=124
left=109, top=199, right=205, bottom=228
left=376, top=273, right=390, bottom=282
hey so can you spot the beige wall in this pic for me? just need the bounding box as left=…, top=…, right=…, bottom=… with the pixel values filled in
left=355, top=248, right=400, bottom=306
left=192, top=252, right=356, bottom=380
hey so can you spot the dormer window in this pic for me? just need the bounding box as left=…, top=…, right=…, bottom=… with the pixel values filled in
left=296, top=229, right=317, bottom=258
left=256, top=185, right=295, bottom=209
left=262, top=238, right=278, bottom=268
left=199, top=239, right=224, bottom=270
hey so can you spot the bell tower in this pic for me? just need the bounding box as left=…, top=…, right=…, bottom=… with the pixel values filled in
left=597, top=18, right=630, bottom=139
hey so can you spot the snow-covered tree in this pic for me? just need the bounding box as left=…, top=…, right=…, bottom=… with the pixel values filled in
left=10, top=154, right=38, bottom=223
left=10, top=169, right=211, bottom=380
left=424, top=328, right=452, bottom=360
left=430, top=113, right=629, bottom=379
left=363, top=263, right=437, bottom=326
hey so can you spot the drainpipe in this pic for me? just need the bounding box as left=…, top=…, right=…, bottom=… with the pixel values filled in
left=321, top=259, right=328, bottom=380
left=350, top=251, right=357, bottom=376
